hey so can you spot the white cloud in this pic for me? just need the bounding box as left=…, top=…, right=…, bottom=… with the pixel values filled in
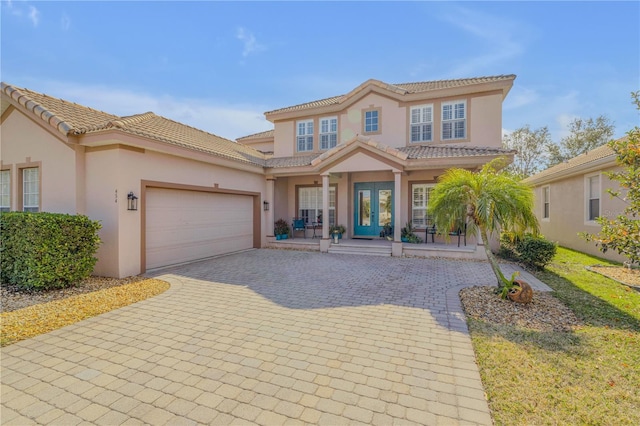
left=437, top=6, right=530, bottom=77
left=61, top=13, right=71, bottom=31
left=504, top=86, right=539, bottom=110
left=24, top=80, right=272, bottom=140
left=28, top=5, right=39, bottom=27
left=236, top=27, right=265, bottom=58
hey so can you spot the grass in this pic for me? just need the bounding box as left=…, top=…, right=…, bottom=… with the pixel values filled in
left=1, top=279, right=170, bottom=346
left=468, top=247, right=640, bottom=425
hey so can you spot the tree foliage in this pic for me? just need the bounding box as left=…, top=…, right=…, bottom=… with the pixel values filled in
left=428, top=158, right=540, bottom=292
left=502, top=125, right=551, bottom=178
left=547, top=115, right=615, bottom=167
left=582, top=92, right=640, bottom=265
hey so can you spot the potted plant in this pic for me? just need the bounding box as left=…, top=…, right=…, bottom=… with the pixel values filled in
left=401, top=222, right=423, bottom=243
left=380, top=222, right=393, bottom=240
left=274, top=218, right=290, bottom=240
left=330, top=224, right=346, bottom=239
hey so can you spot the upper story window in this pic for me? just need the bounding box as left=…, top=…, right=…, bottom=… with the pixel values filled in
left=297, top=120, right=314, bottom=152
left=587, top=174, right=600, bottom=222
left=543, top=185, right=550, bottom=219
left=363, top=107, right=381, bottom=134
left=319, top=117, right=337, bottom=150
left=22, top=167, right=39, bottom=212
left=0, top=170, right=10, bottom=212
left=410, top=104, right=433, bottom=143
left=442, top=100, right=466, bottom=140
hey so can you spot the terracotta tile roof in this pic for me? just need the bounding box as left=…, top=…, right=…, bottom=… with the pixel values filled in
left=523, top=143, right=618, bottom=185
left=236, top=129, right=274, bottom=141
left=2, top=83, right=266, bottom=166
left=265, top=153, right=320, bottom=168
left=265, top=75, right=515, bottom=115
left=398, top=145, right=515, bottom=159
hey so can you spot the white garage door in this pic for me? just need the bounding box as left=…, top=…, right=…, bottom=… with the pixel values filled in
left=146, top=188, right=254, bottom=270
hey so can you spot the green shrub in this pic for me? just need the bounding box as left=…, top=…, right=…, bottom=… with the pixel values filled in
left=1, top=212, right=101, bottom=290
left=500, top=232, right=557, bottom=270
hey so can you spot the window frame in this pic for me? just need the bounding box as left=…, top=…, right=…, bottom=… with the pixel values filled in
left=542, top=185, right=550, bottom=220
left=319, top=116, right=338, bottom=150
left=296, top=119, right=314, bottom=152
left=585, top=173, right=600, bottom=224
left=296, top=185, right=337, bottom=227
left=442, top=100, right=466, bottom=140
left=21, top=166, right=40, bottom=213
left=410, top=182, right=435, bottom=228
left=362, top=107, right=381, bottom=135
left=0, top=169, right=11, bottom=212
left=410, top=104, right=434, bottom=143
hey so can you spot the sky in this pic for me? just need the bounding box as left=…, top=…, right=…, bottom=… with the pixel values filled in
left=2, top=1, right=639, bottom=143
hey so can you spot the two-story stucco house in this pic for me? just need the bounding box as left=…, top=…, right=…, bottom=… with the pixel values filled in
left=1, top=75, right=516, bottom=278
left=523, top=141, right=628, bottom=263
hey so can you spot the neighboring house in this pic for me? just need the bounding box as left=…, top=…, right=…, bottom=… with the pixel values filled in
left=1, top=75, right=516, bottom=277
left=523, top=142, right=628, bottom=263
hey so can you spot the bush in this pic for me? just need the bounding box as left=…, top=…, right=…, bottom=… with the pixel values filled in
left=1, top=212, right=101, bottom=290
left=274, top=218, right=290, bottom=236
left=500, top=233, right=557, bottom=270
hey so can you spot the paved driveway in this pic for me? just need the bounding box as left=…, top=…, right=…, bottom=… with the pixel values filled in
left=1, top=249, right=498, bottom=425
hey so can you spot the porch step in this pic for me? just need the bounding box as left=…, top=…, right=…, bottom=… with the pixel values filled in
left=328, top=243, right=392, bottom=257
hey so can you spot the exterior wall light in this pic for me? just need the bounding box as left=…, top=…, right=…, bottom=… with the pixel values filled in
left=127, top=192, right=138, bottom=211
left=263, top=200, right=270, bottom=211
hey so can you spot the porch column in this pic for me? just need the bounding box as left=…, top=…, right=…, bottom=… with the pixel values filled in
left=266, top=177, right=275, bottom=236
left=322, top=173, right=330, bottom=239
left=392, top=170, right=403, bottom=257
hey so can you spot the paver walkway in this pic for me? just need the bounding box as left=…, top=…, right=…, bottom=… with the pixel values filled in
left=1, top=249, right=540, bottom=425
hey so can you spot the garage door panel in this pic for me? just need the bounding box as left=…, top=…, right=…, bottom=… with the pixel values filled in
left=146, top=188, right=254, bottom=270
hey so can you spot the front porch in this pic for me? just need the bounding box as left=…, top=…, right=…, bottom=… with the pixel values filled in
left=266, top=236, right=487, bottom=260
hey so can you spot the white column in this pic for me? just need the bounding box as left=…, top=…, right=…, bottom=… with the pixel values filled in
left=322, top=173, right=330, bottom=239
left=393, top=171, right=402, bottom=242
left=266, top=178, right=275, bottom=236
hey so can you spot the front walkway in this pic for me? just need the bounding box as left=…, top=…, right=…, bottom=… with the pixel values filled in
left=1, top=249, right=545, bottom=425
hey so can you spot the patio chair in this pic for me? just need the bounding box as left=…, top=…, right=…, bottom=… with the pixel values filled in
left=425, top=224, right=437, bottom=243
left=292, top=218, right=306, bottom=238
left=449, top=223, right=467, bottom=247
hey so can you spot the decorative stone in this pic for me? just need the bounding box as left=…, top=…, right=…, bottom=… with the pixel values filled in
left=508, top=280, right=533, bottom=303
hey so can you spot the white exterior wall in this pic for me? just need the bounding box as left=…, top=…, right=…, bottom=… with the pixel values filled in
left=0, top=109, right=78, bottom=214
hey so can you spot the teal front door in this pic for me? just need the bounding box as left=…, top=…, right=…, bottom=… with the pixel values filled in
left=354, top=182, right=394, bottom=237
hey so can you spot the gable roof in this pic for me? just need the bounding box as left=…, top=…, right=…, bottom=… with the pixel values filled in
left=523, top=143, right=618, bottom=185
left=1, top=83, right=266, bottom=166
left=265, top=75, right=515, bottom=117
left=236, top=129, right=274, bottom=142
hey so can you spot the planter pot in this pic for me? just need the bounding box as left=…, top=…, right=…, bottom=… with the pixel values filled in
left=281, top=234, right=288, bottom=240
left=401, top=237, right=409, bottom=243
left=508, top=279, right=533, bottom=303
left=276, top=234, right=282, bottom=240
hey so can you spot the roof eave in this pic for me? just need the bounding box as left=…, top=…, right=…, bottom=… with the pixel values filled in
left=523, top=156, right=618, bottom=186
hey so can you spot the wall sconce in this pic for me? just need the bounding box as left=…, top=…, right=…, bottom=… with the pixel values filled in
left=263, top=200, right=270, bottom=211
left=127, top=192, right=138, bottom=211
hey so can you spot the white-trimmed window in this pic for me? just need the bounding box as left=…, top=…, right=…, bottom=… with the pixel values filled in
left=363, top=108, right=380, bottom=134
left=298, top=186, right=336, bottom=226
left=411, top=183, right=434, bottom=227
left=587, top=174, right=600, bottom=221
left=410, top=104, right=433, bottom=143
left=319, top=117, right=337, bottom=150
left=23, top=167, right=39, bottom=212
left=297, top=120, right=314, bottom=152
left=543, top=185, right=550, bottom=219
left=442, top=100, right=466, bottom=140
left=0, top=170, right=10, bottom=212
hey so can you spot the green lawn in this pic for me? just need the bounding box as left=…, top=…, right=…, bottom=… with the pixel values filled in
left=468, top=247, right=640, bottom=425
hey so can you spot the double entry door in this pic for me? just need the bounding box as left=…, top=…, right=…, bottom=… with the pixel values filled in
left=353, top=182, right=394, bottom=237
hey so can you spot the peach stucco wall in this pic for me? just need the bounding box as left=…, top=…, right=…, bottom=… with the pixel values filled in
left=271, top=91, right=505, bottom=156
left=532, top=168, right=628, bottom=263
left=1, top=109, right=79, bottom=214
left=87, top=147, right=267, bottom=278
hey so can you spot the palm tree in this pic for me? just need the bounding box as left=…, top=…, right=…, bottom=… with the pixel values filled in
left=427, top=158, right=539, bottom=290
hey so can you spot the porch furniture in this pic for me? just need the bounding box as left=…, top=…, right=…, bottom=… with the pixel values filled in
left=449, top=223, right=467, bottom=247
left=308, top=220, right=321, bottom=238
left=292, top=218, right=306, bottom=238
left=425, top=224, right=437, bottom=243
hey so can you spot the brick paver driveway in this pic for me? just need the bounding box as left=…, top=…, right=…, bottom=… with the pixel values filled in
left=1, top=249, right=496, bottom=425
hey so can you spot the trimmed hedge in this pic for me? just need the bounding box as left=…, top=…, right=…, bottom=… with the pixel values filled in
left=1, top=212, right=101, bottom=290
left=499, top=232, right=557, bottom=270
